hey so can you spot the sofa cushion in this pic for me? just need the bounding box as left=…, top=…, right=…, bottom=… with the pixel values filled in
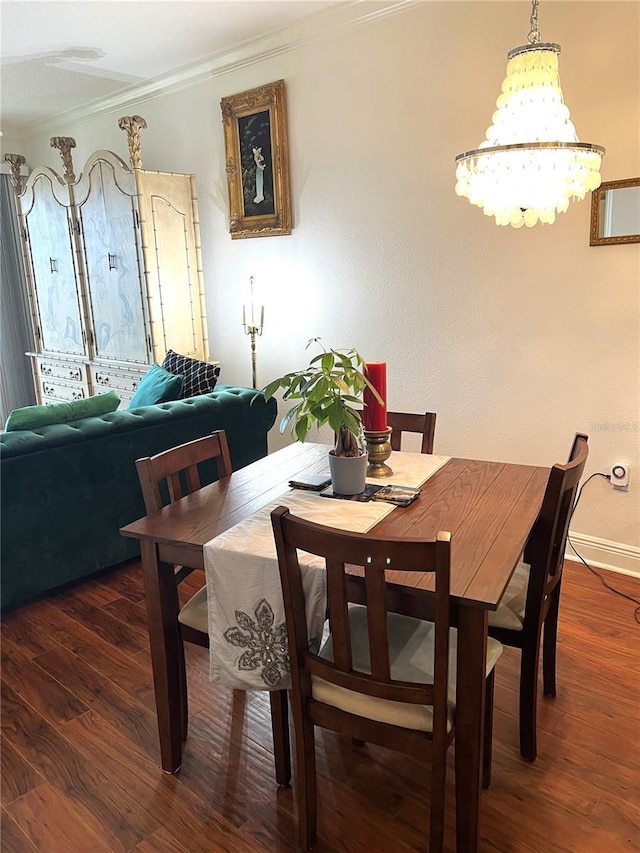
left=4, top=391, right=121, bottom=431
left=162, top=349, right=220, bottom=399
left=127, top=364, right=183, bottom=410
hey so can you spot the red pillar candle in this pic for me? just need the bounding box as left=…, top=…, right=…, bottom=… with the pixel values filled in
left=363, top=361, right=387, bottom=431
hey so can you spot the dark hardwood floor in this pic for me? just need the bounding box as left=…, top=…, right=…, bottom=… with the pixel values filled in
left=1, top=559, right=639, bottom=852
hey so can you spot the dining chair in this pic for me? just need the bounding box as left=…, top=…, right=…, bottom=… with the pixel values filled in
left=387, top=411, right=437, bottom=453
left=488, top=432, right=589, bottom=762
left=271, top=506, right=503, bottom=852
left=135, top=431, right=290, bottom=784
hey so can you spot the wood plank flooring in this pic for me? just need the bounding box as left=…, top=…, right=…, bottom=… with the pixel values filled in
left=1, top=560, right=639, bottom=852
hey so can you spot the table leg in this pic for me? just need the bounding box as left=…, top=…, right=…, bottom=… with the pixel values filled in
left=455, top=604, right=488, bottom=852
left=140, top=539, right=184, bottom=773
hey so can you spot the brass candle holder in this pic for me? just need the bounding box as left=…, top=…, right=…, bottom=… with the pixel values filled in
left=242, top=276, right=264, bottom=388
left=364, top=427, right=393, bottom=478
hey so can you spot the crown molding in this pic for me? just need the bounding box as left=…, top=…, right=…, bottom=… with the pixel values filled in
left=20, top=0, right=420, bottom=138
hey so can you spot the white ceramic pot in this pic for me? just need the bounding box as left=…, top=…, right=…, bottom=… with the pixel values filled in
left=328, top=451, right=368, bottom=496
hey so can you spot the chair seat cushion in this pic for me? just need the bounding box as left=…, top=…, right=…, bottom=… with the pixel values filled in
left=312, top=606, right=503, bottom=733
left=488, top=561, right=530, bottom=631
left=179, top=585, right=208, bottom=633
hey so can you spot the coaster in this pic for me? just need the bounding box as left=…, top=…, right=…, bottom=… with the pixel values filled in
left=289, top=472, right=332, bottom=491
left=371, top=484, right=421, bottom=506
left=319, top=484, right=382, bottom=502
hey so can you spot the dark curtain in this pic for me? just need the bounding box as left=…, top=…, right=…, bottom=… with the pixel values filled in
left=1, top=172, right=36, bottom=424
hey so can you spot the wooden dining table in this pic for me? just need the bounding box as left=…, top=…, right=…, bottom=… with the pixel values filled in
left=120, top=441, right=549, bottom=852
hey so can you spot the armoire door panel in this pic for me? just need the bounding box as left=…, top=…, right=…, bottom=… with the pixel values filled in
left=23, top=174, right=85, bottom=356
left=77, top=160, right=149, bottom=364
left=137, top=172, right=205, bottom=361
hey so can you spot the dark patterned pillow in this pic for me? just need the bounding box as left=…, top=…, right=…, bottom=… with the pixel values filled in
left=161, top=350, right=220, bottom=399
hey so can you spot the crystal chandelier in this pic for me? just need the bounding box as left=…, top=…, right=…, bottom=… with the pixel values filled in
left=454, top=0, right=605, bottom=228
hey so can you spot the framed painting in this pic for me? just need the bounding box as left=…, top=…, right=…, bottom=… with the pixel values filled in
left=221, top=79, right=292, bottom=239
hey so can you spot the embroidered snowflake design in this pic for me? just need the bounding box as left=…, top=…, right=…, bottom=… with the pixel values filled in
left=224, top=599, right=290, bottom=687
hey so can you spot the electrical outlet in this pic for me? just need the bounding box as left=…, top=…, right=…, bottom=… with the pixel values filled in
left=610, top=463, right=630, bottom=490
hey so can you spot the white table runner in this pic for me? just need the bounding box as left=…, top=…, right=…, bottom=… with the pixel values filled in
left=367, top=452, right=450, bottom=488
left=204, top=452, right=450, bottom=691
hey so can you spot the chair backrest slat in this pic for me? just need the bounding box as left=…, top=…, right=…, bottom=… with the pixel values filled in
left=364, top=559, right=391, bottom=682
left=325, top=557, right=352, bottom=671
left=168, top=470, right=186, bottom=502
left=387, top=411, right=437, bottom=454
left=185, top=463, right=203, bottom=496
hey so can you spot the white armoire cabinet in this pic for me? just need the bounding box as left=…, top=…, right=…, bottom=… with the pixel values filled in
left=5, top=116, right=209, bottom=406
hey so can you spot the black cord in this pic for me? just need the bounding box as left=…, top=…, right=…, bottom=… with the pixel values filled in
left=568, top=471, right=640, bottom=625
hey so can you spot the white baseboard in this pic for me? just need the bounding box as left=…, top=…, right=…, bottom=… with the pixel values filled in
left=566, top=533, right=640, bottom=578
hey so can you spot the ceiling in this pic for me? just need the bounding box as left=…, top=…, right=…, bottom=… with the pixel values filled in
left=1, top=0, right=345, bottom=135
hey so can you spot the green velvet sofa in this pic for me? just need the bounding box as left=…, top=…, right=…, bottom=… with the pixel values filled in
left=0, top=385, right=277, bottom=610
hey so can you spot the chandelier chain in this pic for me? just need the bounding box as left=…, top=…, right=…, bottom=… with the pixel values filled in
left=527, top=0, right=541, bottom=44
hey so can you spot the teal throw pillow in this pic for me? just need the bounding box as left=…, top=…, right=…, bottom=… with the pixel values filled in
left=127, top=364, right=184, bottom=410
left=5, top=390, right=121, bottom=431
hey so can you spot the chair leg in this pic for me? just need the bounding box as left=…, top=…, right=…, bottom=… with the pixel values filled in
left=269, top=690, right=291, bottom=786
left=429, top=739, right=446, bottom=853
left=294, top=712, right=318, bottom=852
left=519, top=637, right=541, bottom=762
left=178, top=635, right=189, bottom=741
left=482, top=670, right=496, bottom=788
left=542, top=585, right=562, bottom=697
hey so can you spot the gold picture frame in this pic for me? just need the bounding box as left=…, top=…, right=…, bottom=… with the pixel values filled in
left=221, top=79, right=292, bottom=239
left=589, top=177, right=640, bottom=246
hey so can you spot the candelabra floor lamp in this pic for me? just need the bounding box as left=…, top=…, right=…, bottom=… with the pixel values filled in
left=242, top=276, right=264, bottom=388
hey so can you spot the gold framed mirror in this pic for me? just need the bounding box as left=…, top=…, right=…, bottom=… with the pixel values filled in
left=590, top=177, right=640, bottom=246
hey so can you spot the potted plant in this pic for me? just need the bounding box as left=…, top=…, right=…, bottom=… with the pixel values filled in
left=261, top=338, right=383, bottom=495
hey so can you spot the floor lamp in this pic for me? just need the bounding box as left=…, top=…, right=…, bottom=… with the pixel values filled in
left=242, top=276, right=263, bottom=388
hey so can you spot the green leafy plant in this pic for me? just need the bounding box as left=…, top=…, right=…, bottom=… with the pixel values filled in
left=261, top=338, right=383, bottom=457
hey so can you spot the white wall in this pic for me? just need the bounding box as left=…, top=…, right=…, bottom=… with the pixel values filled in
left=9, top=1, right=640, bottom=571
